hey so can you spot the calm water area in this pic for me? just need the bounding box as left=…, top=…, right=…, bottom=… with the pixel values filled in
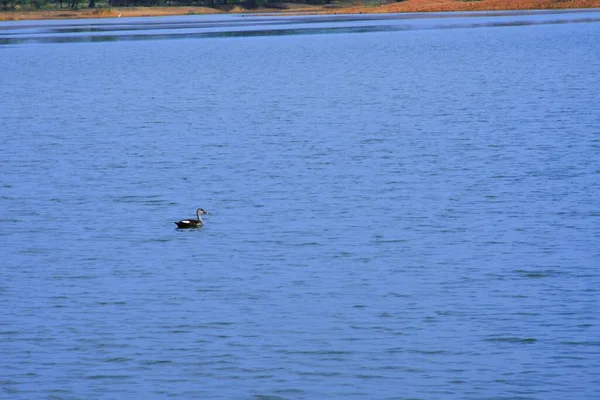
left=1, top=8, right=600, bottom=399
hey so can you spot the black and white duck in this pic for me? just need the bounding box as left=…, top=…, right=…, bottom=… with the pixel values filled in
left=175, top=208, right=209, bottom=229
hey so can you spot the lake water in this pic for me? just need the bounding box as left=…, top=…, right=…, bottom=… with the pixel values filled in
left=1, top=9, right=600, bottom=399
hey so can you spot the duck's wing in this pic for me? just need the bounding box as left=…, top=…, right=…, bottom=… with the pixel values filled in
left=175, top=219, right=197, bottom=227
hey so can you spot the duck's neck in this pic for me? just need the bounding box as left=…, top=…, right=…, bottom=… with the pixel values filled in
left=196, top=210, right=203, bottom=222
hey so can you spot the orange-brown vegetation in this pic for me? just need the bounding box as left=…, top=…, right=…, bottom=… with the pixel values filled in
left=1, top=0, right=599, bottom=21
left=373, top=0, right=600, bottom=13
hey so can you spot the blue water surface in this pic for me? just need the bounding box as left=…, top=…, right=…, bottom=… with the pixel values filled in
left=1, top=9, right=600, bottom=399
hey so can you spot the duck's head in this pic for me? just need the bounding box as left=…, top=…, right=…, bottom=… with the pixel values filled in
left=197, top=208, right=209, bottom=215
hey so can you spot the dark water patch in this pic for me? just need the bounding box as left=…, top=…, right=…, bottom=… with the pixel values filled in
left=196, top=286, right=223, bottom=293
left=93, top=342, right=133, bottom=349
left=254, top=395, right=288, bottom=400
left=96, top=301, right=127, bottom=306
left=408, top=349, right=448, bottom=355
left=112, top=194, right=168, bottom=204
left=297, top=371, right=341, bottom=377
left=140, top=359, right=174, bottom=365
left=560, top=340, right=600, bottom=346
left=143, top=237, right=173, bottom=243
left=514, top=312, right=541, bottom=317
left=101, top=357, right=132, bottom=363
left=293, top=241, right=323, bottom=247
left=85, top=374, right=132, bottom=380
left=513, top=269, right=560, bottom=278
left=273, top=388, right=304, bottom=395
left=56, top=274, right=99, bottom=280
left=548, top=355, right=586, bottom=361
left=484, top=337, right=537, bottom=344
left=576, top=323, right=594, bottom=328
left=279, top=349, right=353, bottom=356
left=387, top=347, right=406, bottom=354
left=0, top=25, right=400, bottom=45
left=0, top=218, right=20, bottom=224
left=2, top=12, right=600, bottom=45
left=387, top=292, right=410, bottom=298
left=373, top=238, right=409, bottom=244
left=355, top=373, right=388, bottom=379
left=203, top=321, right=234, bottom=326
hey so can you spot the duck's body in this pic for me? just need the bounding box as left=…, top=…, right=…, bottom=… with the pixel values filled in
left=175, top=208, right=209, bottom=229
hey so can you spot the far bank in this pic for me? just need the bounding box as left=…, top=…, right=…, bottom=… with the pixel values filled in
left=2, top=0, right=600, bottom=21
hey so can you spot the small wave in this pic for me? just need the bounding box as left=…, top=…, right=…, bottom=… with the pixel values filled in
left=408, top=349, right=448, bottom=355
left=85, top=374, right=132, bottom=380
left=140, top=360, right=174, bottom=365
left=254, top=395, right=288, bottom=400
left=278, top=349, right=353, bottom=355
left=560, top=340, right=600, bottom=346
left=513, top=269, right=559, bottom=278
left=96, top=301, right=127, bottom=306
left=484, top=337, right=537, bottom=344
left=297, top=371, right=341, bottom=377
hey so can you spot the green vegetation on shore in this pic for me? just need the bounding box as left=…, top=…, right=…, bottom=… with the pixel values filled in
left=1, top=0, right=374, bottom=11
left=2, top=0, right=599, bottom=20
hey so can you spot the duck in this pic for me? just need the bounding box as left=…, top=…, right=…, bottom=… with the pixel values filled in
left=175, top=208, right=209, bottom=229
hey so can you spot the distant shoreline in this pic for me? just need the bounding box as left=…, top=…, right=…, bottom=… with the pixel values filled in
left=2, top=0, right=600, bottom=21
